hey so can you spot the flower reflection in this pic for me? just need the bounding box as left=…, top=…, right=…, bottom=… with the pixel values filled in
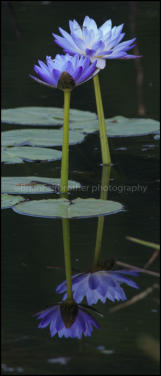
left=34, top=300, right=100, bottom=339
left=56, top=269, right=139, bottom=305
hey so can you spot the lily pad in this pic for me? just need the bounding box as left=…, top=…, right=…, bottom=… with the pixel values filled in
left=12, top=198, right=123, bottom=219
left=70, top=116, right=160, bottom=137
left=2, top=177, right=81, bottom=195
left=70, top=120, right=99, bottom=134
left=1, top=193, right=25, bottom=209
left=107, top=116, right=160, bottom=137
left=2, top=146, right=62, bottom=164
left=1, top=107, right=97, bottom=126
left=2, top=129, right=85, bottom=147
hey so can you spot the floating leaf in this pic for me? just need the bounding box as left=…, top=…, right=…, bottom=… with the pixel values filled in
left=1, top=107, right=97, bottom=126
left=2, top=146, right=62, bottom=164
left=70, top=116, right=160, bottom=137
left=2, top=129, right=85, bottom=147
left=2, top=177, right=81, bottom=195
left=12, top=198, right=123, bottom=219
left=70, top=120, right=99, bottom=134
left=1, top=193, right=25, bottom=209
left=106, top=116, right=160, bottom=137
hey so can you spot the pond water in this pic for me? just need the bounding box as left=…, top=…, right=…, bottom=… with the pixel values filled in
left=2, top=1, right=160, bottom=375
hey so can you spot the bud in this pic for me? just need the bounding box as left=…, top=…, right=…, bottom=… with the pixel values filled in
left=60, top=301, right=78, bottom=328
left=57, top=72, right=75, bottom=90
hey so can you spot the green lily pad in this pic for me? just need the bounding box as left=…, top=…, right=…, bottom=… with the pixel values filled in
left=12, top=198, right=123, bottom=219
left=1, top=193, right=25, bottom=209
left=2, top=129, right=85, bottom=147
left=2, top=177, right=81, bottom=195
left=107, top=116, right=160, bottom=137
left=70, top=120, right=99, bottom=134
left=1, top=107, right=97, bottom=126
left=2, top=146, right=62, bottom=164
left=70, top=116, right=160, bottom=137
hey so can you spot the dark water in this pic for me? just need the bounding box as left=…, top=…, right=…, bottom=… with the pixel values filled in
left=2, top=1, right=160, bottom=375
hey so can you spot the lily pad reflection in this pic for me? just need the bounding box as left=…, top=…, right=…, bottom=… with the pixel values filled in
left=2, top=177, right=81, bottom=195
left=1, top=193, right=25, bottom=209
left=2, top=146, right=62, bottom=164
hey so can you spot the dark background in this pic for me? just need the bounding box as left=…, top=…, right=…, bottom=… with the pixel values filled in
left=2, top=1, right=160, bottom=375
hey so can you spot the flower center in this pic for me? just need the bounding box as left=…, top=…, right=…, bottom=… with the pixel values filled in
left=57, top=72, right=75, bottom=90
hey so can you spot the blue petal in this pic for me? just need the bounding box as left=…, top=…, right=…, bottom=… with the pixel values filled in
left=85, top=48, right=96, bottom=57
left=50, top=320, right=58, bottom=337
left=73, top=66, right=83, bottom=83
left=69, top=19, right=83, bottom=38
left=106, top=287, right=117, bottom=302
left=83, top=28, right=94, bottom=46
left=108, top=32, right=125, bottom=50
left=36, top=306, right=57, bottom=320
left=88, top=274, right=99, bottom=289
left=71, top=34, right=85, bottom=51
left=97, top=281, right=107, bottom=297
left=52, top=68, right=62, bottom=86
left=72, top=273, right=88, bottom=285
left=92, top=40, right=105, bottom=52
left=110, top=272, right=139, bottom=288
left=56, top=280, right=67, bottom=293
left=73, top=283, right=87, bottom=303
left=64, top=60, right=74, bottom=77
left=76, top=61, right=97, bottom=84
left=83, top=16, right=98, bottom=33
left=58, top=27, right=77, bottom=46
left=38, top=317, right=51, bottom=328
left=86, top=288, right=100, bottom=305
left=99, top=19, right=112, bottom=34
left=114, top=37, right=136, bottom=50
left=104, top=51, right=127, bottom=59
left=56, top=310, right=64, bottom=331
left=33, top=66, right=56, bottom=86
left=115, top=270, right=139, bottom=276
left=99, top=273, right=117, bottom=288
left=52, top=33, right=79, bottom=54
left=113, top=285, right=127, bottom=301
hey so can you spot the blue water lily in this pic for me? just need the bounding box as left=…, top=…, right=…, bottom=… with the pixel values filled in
left=34, top=301, right=100, bottom=339
left=53, top=16, right=140, bottom=69
left=56, top=270, right=139, bottom=305
left=30, top=53, right=98, bottom=90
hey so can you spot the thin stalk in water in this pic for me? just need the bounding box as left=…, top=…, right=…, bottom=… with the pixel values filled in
left=62, top=218, right=73, bottom=301
left=92, top=165, right=111, bottom=267
left=60, top=89, right=71, bottom=194
left=93, top=74, right=111, bottom=165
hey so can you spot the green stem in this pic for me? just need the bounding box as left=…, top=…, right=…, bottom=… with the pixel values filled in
left=62, top=218, right=73, bottom=301
left=93, top=74, right=111, bottom=165
left=60, top=90, right=71, bottom=194
left=92, top=166, right=111, bottom=267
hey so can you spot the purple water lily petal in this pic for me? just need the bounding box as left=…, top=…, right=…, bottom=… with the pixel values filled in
left=34, top=302, right=100, bottom=339
left=88, top=273, right=99, bottom=289
left=30, top=53, right=98, bottom=89
left=53, top=16, right=141, bottom=68
left=56, top=269, right=139, bottom=305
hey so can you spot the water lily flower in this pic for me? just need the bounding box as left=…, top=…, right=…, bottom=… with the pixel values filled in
left=30, top=53, right=98, bottom=193
left=34, top=300, right=100, bottom=339
left=56, top=270, right=139, bottom=305
left=30, top=53, right=98, bottom=90
left=52, top=16, right=140, bottom=69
